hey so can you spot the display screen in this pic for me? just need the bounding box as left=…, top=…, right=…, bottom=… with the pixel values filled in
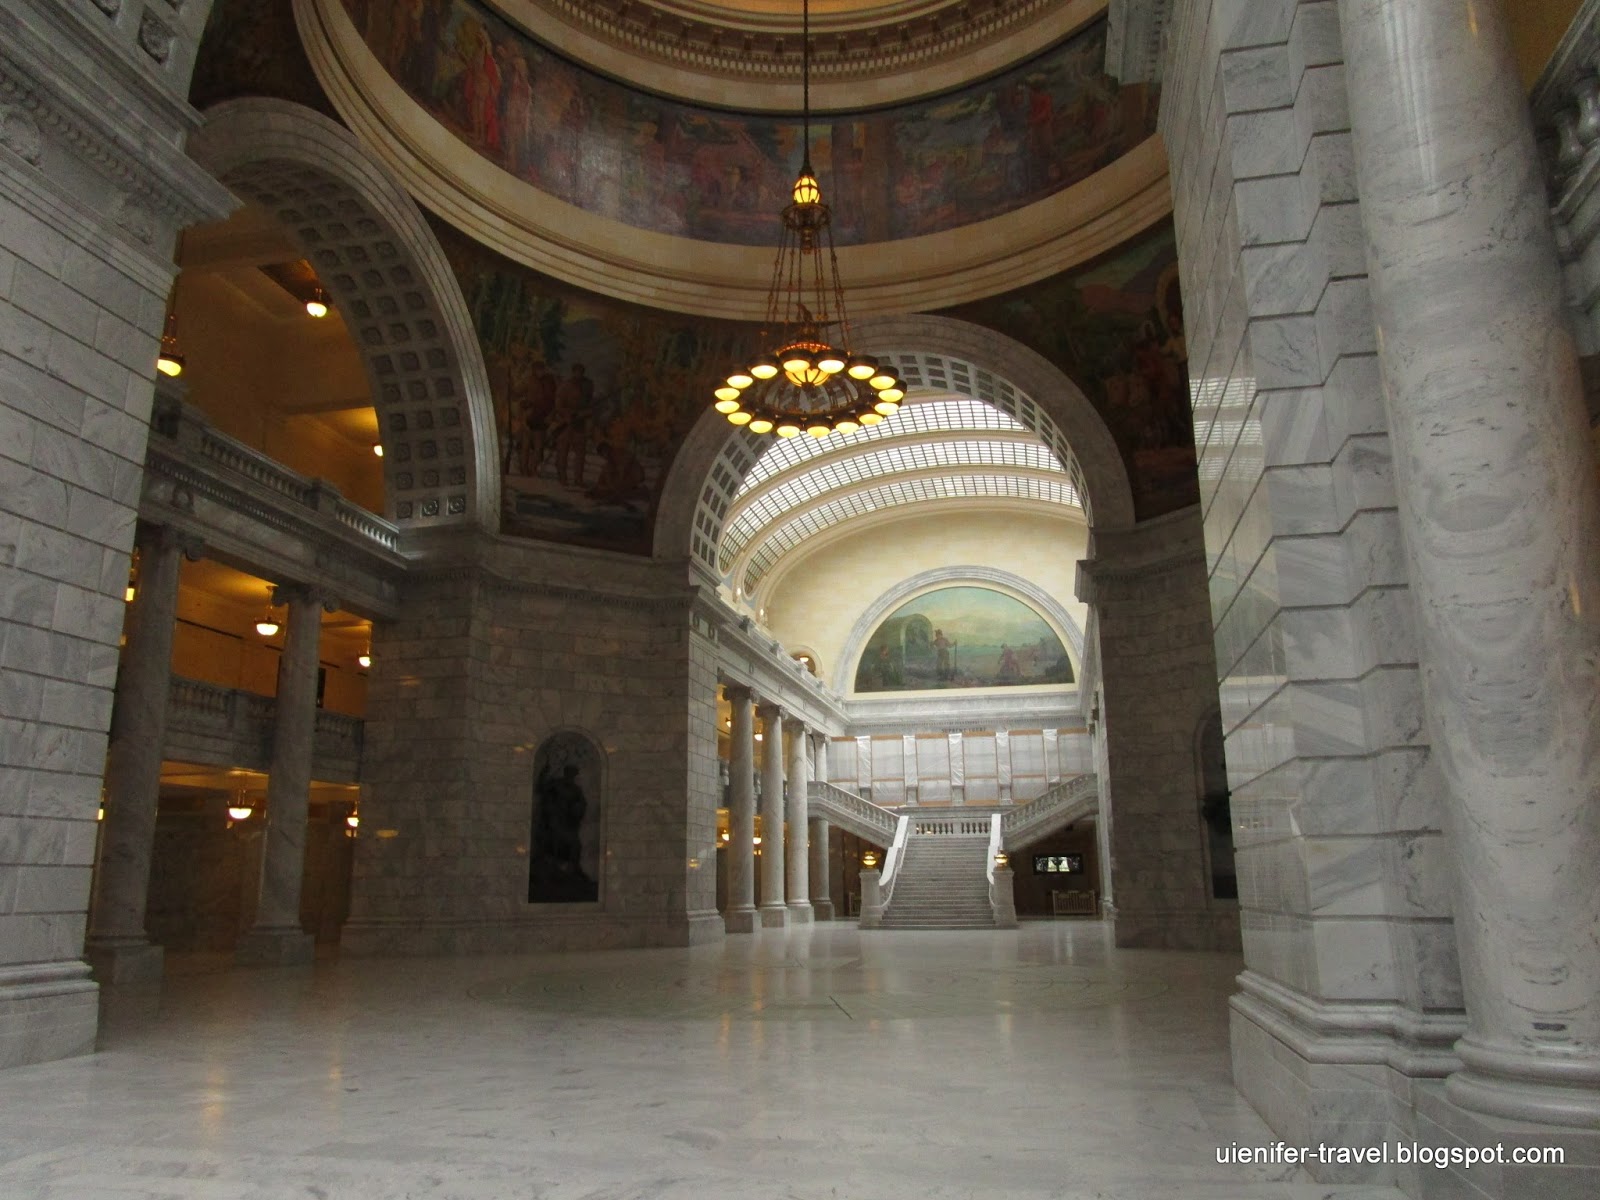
left=1034, top=854, right=1083, bottom=874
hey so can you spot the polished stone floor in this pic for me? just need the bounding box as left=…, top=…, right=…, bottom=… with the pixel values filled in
left=0, top=922, right=1403, bottom=1199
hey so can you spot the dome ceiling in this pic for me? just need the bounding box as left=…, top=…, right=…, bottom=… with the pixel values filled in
left=486, top=0, right=1088, bottom=106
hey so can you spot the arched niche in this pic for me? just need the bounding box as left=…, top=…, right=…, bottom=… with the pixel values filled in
left=187, top=97, right=499, bottom=530
left=528, top=730, right=605, bottom=904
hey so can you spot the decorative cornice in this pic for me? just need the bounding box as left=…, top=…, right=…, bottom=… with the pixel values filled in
left=1103, top=0, right=1173, bottom=85
left=489, top=0, right=1089, bottom=104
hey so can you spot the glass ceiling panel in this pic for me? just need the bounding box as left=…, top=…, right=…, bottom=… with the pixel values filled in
left=735, top=398, right=1039, bottom=494
left=739, top=474, right=1083, bottom=592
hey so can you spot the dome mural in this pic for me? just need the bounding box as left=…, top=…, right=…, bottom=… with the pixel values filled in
left=340, top=0, right=1156, bottom=246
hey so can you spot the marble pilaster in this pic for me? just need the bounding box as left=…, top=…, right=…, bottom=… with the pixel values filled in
left=1341, top=0, right=1600, bottom=1128
left=86, top=524, right=192, bottom=985
left=724, top=685, right=757, bottom=933
left=756, top=703, right=788, bottom=929
left=235, top=585, right=323, bottom=966
left=784, top=724, right=813, bottom=923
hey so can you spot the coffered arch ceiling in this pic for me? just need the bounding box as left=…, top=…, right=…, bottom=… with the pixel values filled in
left=294, top=0, right=1171, bottom=317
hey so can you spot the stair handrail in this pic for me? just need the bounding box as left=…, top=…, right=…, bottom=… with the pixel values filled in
left=878, top=814, right=911, bottom=906
left=811, top=781, right=898, bottom=842
left=986, top=813, right=1002, bottom=888
left=1001, top=774, right=1100, bottom=846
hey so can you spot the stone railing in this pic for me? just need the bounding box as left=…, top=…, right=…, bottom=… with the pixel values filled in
left=150, top=392, right=402, bottom=555
left=810, top=781, right=898, bottom=844
left=910, top=815, right=993, bottom=837
left=1000, top=774, right=1100, bottom=847
left=163, top=675, right=363, bottom=783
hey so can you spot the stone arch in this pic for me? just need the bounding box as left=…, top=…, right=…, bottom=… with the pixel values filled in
left=654, top=314, right=1135, bottom=570
left=831, top=566, right=1088, bottom=695
left=186, top=98, right=499, bottom=531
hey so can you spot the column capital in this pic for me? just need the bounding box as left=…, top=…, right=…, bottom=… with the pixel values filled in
left=721, top=680, right=754, bottom=703
left=133, top=520, right=204, bottom=561
left=271, top=582, right=337, bottom=612
left=754, top=700, right=785, bottom=721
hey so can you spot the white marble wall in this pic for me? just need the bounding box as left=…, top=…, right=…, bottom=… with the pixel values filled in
left=0, top=1, right=230, bottom=1066
left=824, top=723, right=1093, bottom=807
left=1159, top=0, right=1461, bottom=1177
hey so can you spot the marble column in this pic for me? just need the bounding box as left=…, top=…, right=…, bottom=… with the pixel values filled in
left=756, top=702, right=788, bottom=929
left=1342, top=0, right=1600, bottom=1127
left=236, top=585, right=324, bottom=966
left=812, top=732, right=829, bottom=786
left=86, top=524, right=193, bottom=985
left=809, top=817, right=834, bottom=920
left=785, top=723, right=813, bottom=923
left=724, top=685, right=757, bottom=933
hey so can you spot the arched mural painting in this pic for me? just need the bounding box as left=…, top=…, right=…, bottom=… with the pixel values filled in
left=528, top=731, right=603, bottom=903
left=853, top=586, right=1074, bottom=693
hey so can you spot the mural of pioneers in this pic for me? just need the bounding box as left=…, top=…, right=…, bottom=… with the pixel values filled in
left=854, top=587, right=1075, bottom=694
left=340, top=0, right=1154, bottom=245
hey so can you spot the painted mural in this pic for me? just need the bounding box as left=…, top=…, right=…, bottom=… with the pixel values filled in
left=432, top=219, right=747, bottom=552
left=944, top=220, right=1199, bottom=520
left=854, top=587, right=1074, bottom=694
left=190, top=0, right=333, bottom=114
left=340, top=0, right=1155, bottom=246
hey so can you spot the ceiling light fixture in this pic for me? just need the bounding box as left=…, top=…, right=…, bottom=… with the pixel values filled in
left=255, top=605, right=281, bottom=637
left=712, top=0, right=905, bottom=439
left=305, top=285, right=329, bottom=319
left=358, top=648, right=372, bottom=670
left=372, top=443, right=384, bottom=458
left=155, top=308, right=185, bottom=377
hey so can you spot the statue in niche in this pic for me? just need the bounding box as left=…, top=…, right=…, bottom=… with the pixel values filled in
left=528, top=733, right=601, bottom=903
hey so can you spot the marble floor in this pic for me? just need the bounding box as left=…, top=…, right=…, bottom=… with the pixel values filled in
left=0, top=921, right=1403, bottom=1200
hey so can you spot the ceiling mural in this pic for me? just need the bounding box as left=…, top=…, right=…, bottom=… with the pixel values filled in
left=432, top=219, right=747, bottom=553
left=339, top=0, right=1155, bottom=246
left=942, top=221, right=1199, bottom=521
left=854, top=587, right=1074, bottom=694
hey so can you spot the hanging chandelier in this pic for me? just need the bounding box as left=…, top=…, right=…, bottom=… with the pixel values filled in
left=712, top=0, right=906, bottom=439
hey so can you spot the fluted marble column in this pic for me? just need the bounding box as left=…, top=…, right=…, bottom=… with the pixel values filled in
left=1342, top=0, right=1600, bottom=1126
left=785, top=722, right=813, bottom=923
left=86, top=524, right=192, bottom=985
left=236, top=585, right=324, bottom=966
left=756, top=702, right=788, bottom=929
left=724, top=685, right=757, bottom=933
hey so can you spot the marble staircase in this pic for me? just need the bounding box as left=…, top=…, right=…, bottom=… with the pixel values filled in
left=880, top=834, right=995, bottom=929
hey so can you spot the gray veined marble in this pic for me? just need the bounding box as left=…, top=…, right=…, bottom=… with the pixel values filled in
left=1341, top=0, right=1600, bottom=1129
left=723, top=685, right=756, bottom=933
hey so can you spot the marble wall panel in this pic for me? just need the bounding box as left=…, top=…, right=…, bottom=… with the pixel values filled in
left=1160, top=0, right=1461, bottom=1178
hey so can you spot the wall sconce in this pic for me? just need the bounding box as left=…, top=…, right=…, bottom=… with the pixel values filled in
left=305, top=286, right=329, bottom=319
left=861, top=850, right=880, bottom=869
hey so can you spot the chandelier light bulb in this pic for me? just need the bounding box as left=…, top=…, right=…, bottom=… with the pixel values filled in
left=876, top=385, right=906, bottom=404
left=834, top=418, right=860, bottom=434
left=748, top=418, right=775, bottom=434
left=305, top=286, right=329, bottom=319
left=372, top=443, right=384, bottom=457
left=874, top=398, right=900, bottom=416
left=750, top=358, right=780, bottom=380
left=776, top=423, right=802, bottom=438
left=817, top=352, right=846, bottom=375
left=858, top=411, right=884, bottom=426
left=728, top=411, right=754, bottom=425
left=156, top=309, right=185, bottom=377
left=727, top=372, right=754, bottom=389
left=846, top=356, right=878, bottom=380
left=807, top=424, right=831, bottom=438
left=869, top=371, right=897, bottom=391
left=255, top=618, right=280, bottom=637
left=714, top=386, right=742, bottom=403
left=714, top=398, right=742, bottom=414
left=792, top=172, right=821, bottom=205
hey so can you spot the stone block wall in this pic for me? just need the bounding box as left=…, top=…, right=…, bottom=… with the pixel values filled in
left=1078, top=506, right=1238, bottom=950
left=344, top=537, right=720, bottom=953
left=0, top=0, right=231, bottom=1067
left=1159, top=0, right=1463, bottom=1176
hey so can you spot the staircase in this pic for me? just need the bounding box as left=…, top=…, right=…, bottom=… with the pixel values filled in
left=881, top=833, right=994, bottom=929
